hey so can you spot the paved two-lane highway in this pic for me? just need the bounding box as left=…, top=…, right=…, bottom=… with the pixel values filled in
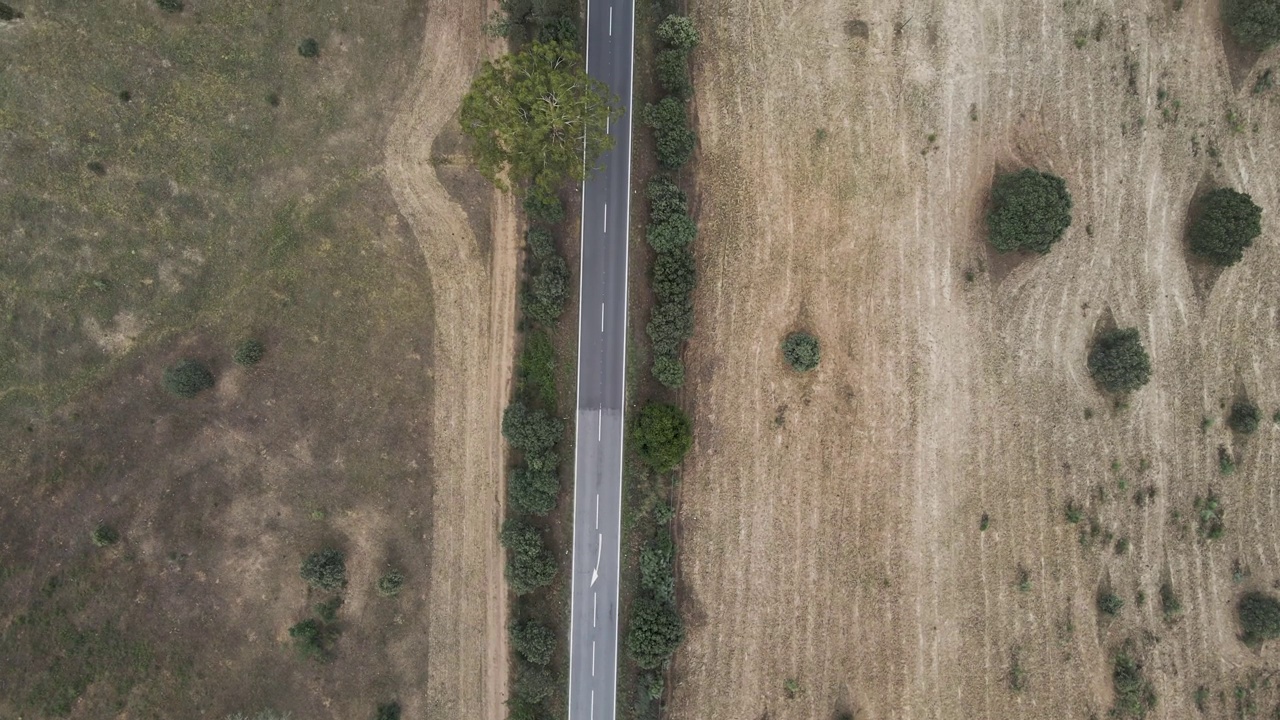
left=566, top=0, right=634, bottom=719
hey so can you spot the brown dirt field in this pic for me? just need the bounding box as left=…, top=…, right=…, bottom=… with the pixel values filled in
left=383, top=0, right=518, bottom=717
left=674, top=0, right=1280, bottom=718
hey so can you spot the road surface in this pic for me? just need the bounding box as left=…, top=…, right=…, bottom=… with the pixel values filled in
left=566, top=0, right=635, bottom=719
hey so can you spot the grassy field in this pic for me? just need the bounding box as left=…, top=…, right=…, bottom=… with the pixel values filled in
left=674, top=0, right=1280, bottom=718
left=0, top=1, right=493, bottom=717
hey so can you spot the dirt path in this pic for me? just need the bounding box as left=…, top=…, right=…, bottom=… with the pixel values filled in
left=673, top=0, right=1280, bottom=718
left=383, top=2, right=518, bottom=718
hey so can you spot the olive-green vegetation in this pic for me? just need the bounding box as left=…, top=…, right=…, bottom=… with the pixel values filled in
left=517, top=330, right=557, bottom=407
left=510, top=461, right=560, bottom=516
left=300, top=548, right=347, bottom=591
left=782, top=332, right=820, bottom=372
left=500, top=518, right=558, bottom=595
left=91, top=523, right=120, bottom=547
left=1238, top=591, right=1280, bottom=645
left=1098, top=591, right=1125, bottom=616
left=986, top=169, right=1073, bottom=254
left=376, top=570, right=405, bottom=598
left=510, top=619, right=557, bottom=666
left=1229, top=400, right=1261, bottom=434
left=375, top=702, right=402, bottom=720
left=626, top=595, right=685, bottom=669
left=1195, top=491, right=1226, bottom=539
left=643, top=97, right=697, bottom=171
left=522, top=186, right=566, bottom=226
left=297, top=38, right=320, bottom=58
left=233, top=339, right=266, bottom=366
left=513, top=665, right=558, bottom=703
left=1112, top=649, right=1156, bottom=717
left=1224, top=0, right=1280, bottom=50
left=1189, top=188, right=1263, bottom=266
left=1088, top=328, right=1152, bottom=393
left=489, top=0, right=581, bottom=46
left=460, top=42, right=619, bottom=193
left=657, top=15, right=700, bottom=50
left=646, top=177, right=697, bottom=388
left=634, top=403, right=693, bottom=472
left=502, top=401, right=564, bottom=454
left=656, top=49, right=693, bottom=99
left=640, top=533, right=676, bottom=602
left=288, top=618, right=338, bottom=661
left=163, top=359, right=215, bottom=398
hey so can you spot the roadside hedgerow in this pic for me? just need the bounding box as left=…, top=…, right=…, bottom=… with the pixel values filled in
left=643, top=97, right=696, bottom=170
left=300, top=548, right=347, bottom=591
left=509, top=464, right=559, bottom=516
left=510, top=619, right=557, bottom=666
left=501, top=401, right=564, bottom=454
left=163, top=359, right=215, bottom=398
left=634, top=403, right=693, bottom=472
left=656, top=49, right=692, bottom=99
left=986, top=169, right=1073, bottom=254
left=500, top=518, right=557, bottom=595
left=782, top=332, right=820, bottom=371
left=523, top=186, right=565, bottom=226
left=1189, top=188, right=1263, bottom=267
left=656, top=14, right=700, bottom=50
left=626, top=595, right=684, bottom=669
left=1088, top=328, right=1151, bottom=393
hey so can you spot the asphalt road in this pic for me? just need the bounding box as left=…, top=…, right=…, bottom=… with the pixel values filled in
left=566, top=0, right=635, bottom=718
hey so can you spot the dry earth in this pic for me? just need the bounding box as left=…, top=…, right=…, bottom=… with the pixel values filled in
left=674, top=0, right=1280, bottom=718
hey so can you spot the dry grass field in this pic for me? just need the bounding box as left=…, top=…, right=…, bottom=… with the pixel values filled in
left=674, top=0, right=1280, bottom=718
left=0, top=1, right=511, bottom=718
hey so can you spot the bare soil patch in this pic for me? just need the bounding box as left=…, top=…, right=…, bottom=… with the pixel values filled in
left=674, top=0, right=1280, bottom=718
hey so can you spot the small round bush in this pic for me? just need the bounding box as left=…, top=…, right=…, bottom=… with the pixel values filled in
left=156, top=0, right=184, bottom=12
left=1097, top=591, right=1125, bottom=616
left=1238, top=591, right=1280, bottom=644
left=91, top=523, right=119, bottom=547
left=1087, top=328, right=1151, bottom=393
left=1189, top=188, right=1263, bottom=267
left=300, top=548, right=347, bottom=591
left=163, top=359, right=215, bottom=398
left=782, top=332, right=820, bottom=372
left=298, top=38, right=320, bottom=58
left=1229, top=401, right=1261, bottom=434
left=523, top=186, right=565, bottom=225
left=509, top=619, right=556, bottom=665
left=376, top=570, right=405, bottom=597
left=634, top=403, right=692, bottom=472
left=656, top=14, right=700, bottom=50
left=1224, top=0, right=1280, bottom=50
left=234, top=339, right=266, bottom=366
left=986, top=169, right=1073, bottom=254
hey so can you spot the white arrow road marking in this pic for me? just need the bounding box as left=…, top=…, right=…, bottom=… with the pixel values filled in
left=591, top=533, right=602, bottom=585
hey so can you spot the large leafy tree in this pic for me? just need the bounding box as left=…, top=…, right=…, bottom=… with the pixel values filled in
left=1238, top=591, right=1280, bottom=645
left=461, top=42, right=620, bottom=191
left=986, top=169, right=1073, bottom=254
left=1087, top=328, right=1152, bottom=393
left=626, top=596, right=684, bottom=669
left=633, top=402, right=692, bottom=471
left=1189, top=188, right=1263, bottom=267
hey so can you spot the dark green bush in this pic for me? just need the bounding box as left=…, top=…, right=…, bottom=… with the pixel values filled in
left=646, top=213, right=697, bottom=252
left=651, top=351, right=686, bottom=389
left=525, top=227, right=556, bottom=261
left=634, top=402, right=693, bottom=472
left=782, top=332, right=820, bottom=372
left=1097, top=591, right=1125, bottom=616
left=374, top=702, right=401, bottom=720
left=656, top=14, right=700, bottom=50
left=1189, top=188, right=1263, bottom=266
left=640, top=534, right=676, bottom=602
left=523, top=186, right=565, bottom=225
left=510, top=465, right=559, bottom=515
left=288, top=619, right=337, bottom=661
left=298, top=38, right=320, bottom=58
left=986, top=169, right=1073, bottom=254
left=376, top=570, right=405, bottom=597
left=1229, top=400, right=1261, bottom=433
left=644, top=97, right=696, bottom=170
left=626, top=596, right=684, bottom=669
left=1160, top=581, right=1182, bottom=619
left=513, top=665, right=557, bottom=704
left=523, top=255, right=570, bottom=325
left=234, top=339, right=265, bottom=366
left=1087, top=328, right=1151, bottom=393
left=656, top=49, right=692, bottom=99
left=502, top=401, right=564, bottom=453
left=1111, top=650, right=1155, bottom=717
left=538, top=15, right=580, bottom=48
left=0, top=2, right=23, bottom=20
left=647, top=176, right=688, bottom=221
left=500, top=518, right=558, bottom=594
left=91, top=523, right=119, bottom=547
left=1224, top=0, right=1280, bottom=50
left=300, top=548, right=347, bottom=591
left=653, top=248, right=695, bottom=304
left=315, top=596, right=342, bottom=622
left=509, top=619, right=557, bottom=665
left=1239, top=591, right=1280, bottom=644
left=156, top=0, right=183, bottom=12
left=517, top=330, right=557, bottom=406
left=163, top=359, right=215, bottom=398
left=647, top=298, right=694, bottom=355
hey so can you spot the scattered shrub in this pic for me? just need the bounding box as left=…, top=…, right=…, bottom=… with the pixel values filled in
left=783, top=678, right=802, bottom=699
left=1189, top=188, right=1263, bottom=267
left=654, top=502, right=675, bottom=525
left=656, top=49, right=692, bottom=99
left=1111, top=649, right=1156, bottom=717
left=634, top=402, right=693, bottom=472
left=298, top=38, right=320, bottom=58
left=374, top=702, right=401, bottom=720
left=643, top=97, right=696, bottom=170
left=288, top=619, right=336, bottom=661
left=524, top=227, right=556, bottom=261
left=523, top=186, right=565, bottom=226
left=651, top=351, right=686, bottom=389
left=234, top=339, right=266, bottom=366
left=163, top=359, right=215, bottom=398
left=118, top=90, right=132, bottom=102
left=626, top=596, right=684, bottom=669
left=376, top=570, right=405, bottom=597
left=1218, top=446, right=1237, bottom=476
left=91, top=523, right=119, bottom=547
left=1065, top=501, right=1084, bottom=524
left=510, top=465, right=559, bottom=515
left=1229, top=400, right=1260, bottom=434
left=509, top=619, right=557, bottom=665
left=512, top=665, right=557, bottom=704
left=657, top=14, right=700, bottom=50
left=87, top=161, right=107, bottom=176
left=1195, top=492, right=1226, bottom=539
left=647, top=298, right=694, bottom=355
left=1224, top=0, right=1280, bottom=50
left=646, top=212, right=697, bottom=252
left=1097, top=591, right=1125, bottom=616
left=517, top=330, right=557, bottom=406
left=986, top=169, right=1073, bottom=254
left=523, top=255, right=570, bottom=324
left=300, top=548, right=347, bottom=591
left=1160, top=581, right=1182, bottom=619
left=501, top=401, right=564, bottom=453
left=315, top=596, right=342, bottom=623
left=224, top=711, right=291, bottom=720
left=782, top=332, right=820, bottom=371
left=1087, top=328, right=1152, bottom=393
left=647, top=176, right=688, bottom=220
left=1238, top=591, right=1280, bottom=644
left=156, top=0, right=184, bottom=12
left=538, top=15, right=580, bottom=48
left=640, top=534, right=676, bottom=602
left=500, top=518, right=557, bottom=594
